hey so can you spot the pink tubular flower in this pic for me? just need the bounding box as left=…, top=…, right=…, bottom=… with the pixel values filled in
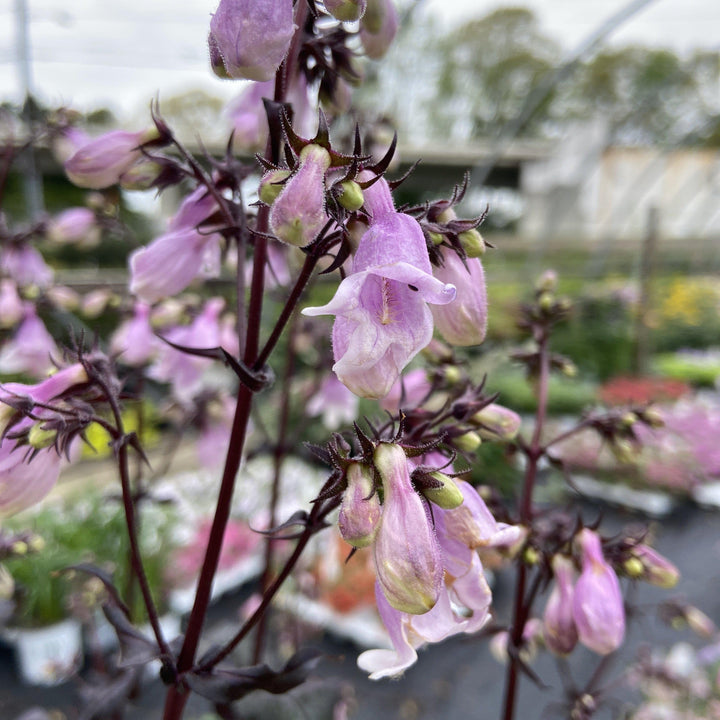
left=543, top=555, right=578, bottom=655
left=303, top=177, right=456, bottom=399
left=129, top=188, right=222, bottom=303
left=208, top=0, right=295, bottom=81
left=358, top=467, right=508, bottom=679
left=339, top=462, right=382, bottom=548
left=0, top=280, right=23, bottom=329
left=0, top=364, right=88, bottom=517
left=149, top=298, right=227, bottom=404
left=359, top=0, right=398, bottom=59
left=0, top=304, right=58, bottom=377
left=573, top=529, right=625, bottom=655
left=379, top=368, right=431, bottom=414
left=64, top=129, right=152, bottom=189
left=269, top=144, right=332, bottom=247
left=46, top=208, right=100, bottom=248
left=306, top=374, right=359, bottom=430
left=110, top=302, right=159, bottom=366
left=372, top=443, right=442, bottom=614
left=430, top=247, right=487, bottom=347
left=471, top=402, right=522, bottom=441
left=225, top=81, right=273, bottom=150
left=0, top=245, right=53, bottom=288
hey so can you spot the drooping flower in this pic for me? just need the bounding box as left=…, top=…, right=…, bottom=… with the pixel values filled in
left=129, top=187, right=222, bottom=303
left=0, top=304, right=58, bottom=377
left=0, top=244, right=53, bottom=288
left=379, top=368, right=431, bottom=414
left=430, top=247, right=487, bottom=347
left=208, top=0, right=295, bottom=82
left=338, top=462, right=382, bottom=548
left=357, top=464, right=514, bottom=679
left=470, top=402, right=522, bottom=441
left=46, top=207, right=100, bottom=248
left=149, top=298, right=228, bottom=404
left=372, top=443, right=442, bottom=614
left=303, top=177, right=456, bottom=399
left=225, top=81, right=274, bottom=150
left=0, top=364, right=89, bottom=517
left=269, top=144, right=332, bottom=247
left=543, top=554, right=579, bottom=655
left=110, top=302, right=159, bottom=367
left=64, top=129, right=154, bottom=189
left=573, top=529, right=625, bottom=655
left=359, top=0, right=398, bottom=59
left=306, top=374, right=359, bottom=430
left=0, top=280, right=23, bottom=329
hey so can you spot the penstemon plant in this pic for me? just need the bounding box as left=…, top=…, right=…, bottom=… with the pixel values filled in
left=0, top=2, right=695, bottom=719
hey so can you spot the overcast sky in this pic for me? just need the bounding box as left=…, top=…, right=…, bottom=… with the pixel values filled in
left=1, top=0, right=719, bottom=122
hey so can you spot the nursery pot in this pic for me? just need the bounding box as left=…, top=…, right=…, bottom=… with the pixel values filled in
left=12, top=618, right=83, bottom=686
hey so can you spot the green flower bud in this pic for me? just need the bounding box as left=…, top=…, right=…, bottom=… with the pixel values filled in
left=455, top=431, right=481, bottom=453
left=428, top=231, right=444, bottom=246
left=422, top=472, right=464, bottom=509
left=459, top=229, right=486, bottom=258
left=623, top=557, right=644, bottom=578
left=28, top=424, right=57, bottom=450
left=337, top=180, right=364, bottom=212
left=259, top=169, right=292, bottom=206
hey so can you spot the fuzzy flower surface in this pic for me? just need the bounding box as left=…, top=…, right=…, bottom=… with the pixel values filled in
left=64, top=129, right=150, bottom=189
left=573, top=528, right=626, bottom=655
left=129, top=188, right=222, bottom=303
left=430, top=247, right=487, bottom=347
left=303, top=177, right=455, bottom=398
left=208, top=0, right=295, bottom=81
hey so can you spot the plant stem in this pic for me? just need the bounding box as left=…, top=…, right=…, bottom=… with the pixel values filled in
left=253, top=311, right=298, bottom=662
left=501, top=329, right=551, bottom=720
left=97, top=375, right=171, bottom=660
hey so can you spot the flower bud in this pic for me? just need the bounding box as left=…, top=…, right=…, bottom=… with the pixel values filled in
left=459, top=229, right=486, bottom=258
left=208, top=0, right=295, bottom=82
left=422, top=472, right=464, bottom=510
left=270, top=144, right=331, bottom=247
left=336, top=180, right=364, bottom=212
left=611, top=438, right=638, bottom=465
left=65, top=129, right=156, bottom=189
left=686, top=607, right=716, bottom=638
left=339, top=463, right=382, bottom=548
left=46, top=208, right=100, bottom=248
left=642, top=407, right=665, bottom=428
left=629, top=544, right=679, bottom=589
left=454, top=431, right=481, bottom=453
left=11, top=541, right=28, bottom=556
left=259, top=169, right=292, bottom=205
left=543, top=555, right=578, bottom=655
left=360, top=0, right=398, bottom=59
left=28, top=424, right=57, bottom=450
left=119, top=160, right=162, bottom=191
left=430, top=248, right=487, bottom=347
left=471, top=403, right=521, bottom=441
left=536, top=269, right=558, bottom=293
left=325, top=0, right=366, bottom=21
left=573, top=529, right=625, bottom=655
left=372, top=443, right=442, bottom=614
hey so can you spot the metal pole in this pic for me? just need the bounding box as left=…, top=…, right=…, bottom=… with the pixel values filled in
left=14, top=0, right=44, bottom=220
